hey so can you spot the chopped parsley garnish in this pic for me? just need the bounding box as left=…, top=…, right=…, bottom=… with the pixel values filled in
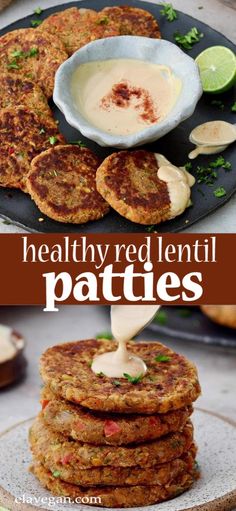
left=69, top=140, right=86, bottom=147
left=7, top=61, right=20, bottom=69
left=174, top=27, right=203, bottom=50
left=39, top=127, right=46, bottom=134
left=96, top=16, right=109, bottom=25
left=28, top=47, right=39, bottom=57
left=123, top=373, right=143, bottom=384
left=231, top=102, right=236, bottom=112
left=146, top=225, right=156, bottom=232
left=96, top=332, right=113, bottom=340
left=97, top=372, right=105, bottom=377
left=8, top=47, right=39, bottom=68
left=49, top=136, right=58, bottom=145
left=53, top=471, right=61, bottom=478
left=209, top=156, right=231, bottom=170
left=195, top=156, right=231, bottom=186
left=155, top=354, right=170, bottom=362
left=31, top=19, right=42, bottom=27
left=184, top=162, right=192, bottom=171
left=211, top=99, right=224, bottom=111
left=154, top=310, right=168, bottom=325
left=11, top=50, right=25, bottom=58
left=112, top=380, right=121, bottom=387
left=160, top=3, right=178, bottom=22
left=34, top=7, right=43, bottom=15
left=214, top=186, right=226, bottom=198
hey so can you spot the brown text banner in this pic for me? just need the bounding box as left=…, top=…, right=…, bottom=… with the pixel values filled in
left=0, top=233, right=235, bottom=308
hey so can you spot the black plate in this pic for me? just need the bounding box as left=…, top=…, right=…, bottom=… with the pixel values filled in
left=0, top=1, right=236, bottom=233
left=148, top=306, right=236, bottom=348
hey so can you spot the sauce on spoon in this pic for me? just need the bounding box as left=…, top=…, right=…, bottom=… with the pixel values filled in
left=188, top=120, right=236, bottom=159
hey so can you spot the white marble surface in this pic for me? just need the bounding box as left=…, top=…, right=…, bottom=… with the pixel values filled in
left=0, top=0, right=235, bottom=233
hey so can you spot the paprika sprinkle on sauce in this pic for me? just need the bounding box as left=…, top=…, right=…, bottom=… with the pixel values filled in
left=100, top=81, right=158, bottom=125
left=71, top=59, right=182, bottom=136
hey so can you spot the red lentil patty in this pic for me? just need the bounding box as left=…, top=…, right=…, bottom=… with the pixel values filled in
left=0, top=28, right=67, bottom=98
left=41, top=385, right=193, bottom=445
left=0, top=106, right=64, bottom=191
left=29, top=414, right=194, bottom=469
left=26, top=145, right=109, bottom=224
left=31, top=460, right=197, bottom=508
left=96, top=151, right=172, bottom=225
left=40, top=339, right=201, bottom=414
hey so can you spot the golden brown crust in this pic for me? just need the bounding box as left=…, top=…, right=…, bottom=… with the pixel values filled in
left=96, top=151, right=171, bottom=225
left=40, top=339, right=201, bottom=414
left=0, top=28, right=67, bottom=97
left=0, top=106, right=64, bottom=191
left=201, top=305, right=236, bottom=329
left=31, top=461, right=197, bottom=507
left=32, top=433, right=197, bottom=487
left=41, top=385, right=193, bottom=445
left=29, top=414, right=194, bottom=469
left=100, top=6, right=161, bottom=38
left=26, top=145, right=109, bottom=224
left=0, top=74, right=52, bottom=120
left=39, top=8, right=103, bottom=55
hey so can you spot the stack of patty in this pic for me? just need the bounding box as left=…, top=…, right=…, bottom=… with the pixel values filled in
left=0, top=6, right=162, bottom=224
left=29, top=339, right=201, bottom=508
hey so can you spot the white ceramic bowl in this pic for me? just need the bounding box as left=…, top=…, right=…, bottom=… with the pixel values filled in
left=54, top=36, right=202, bottom=148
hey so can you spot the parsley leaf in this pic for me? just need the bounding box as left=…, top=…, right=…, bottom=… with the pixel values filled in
left=69, top=140, right=86, bottom=147
left=31, top=19, right=42, bottom=27
left=112, top=380, right=121, bottom=387
left=34, top=7, right=43, bottom=15
left=48, top=136, right=58, bottom=145
left=97, top=372, right=105, bottom=377
left=96, top=16, right=109, bottom=25
left=231, top=102, right=236, bottom=112
left=7, top=61, right=20, bottom=70
left=184, top=162, right=192, bottom=171
left=214, top=187, right=226, bottom=198
left=160, top=3, right=177, bottom=22
left=146, top=225, right=156, bottom=232
left=154, top=310, right=168, bottom=325
left=155, top=354, right=170, bottom=362
left=96, top=332, right=113, bottom=340
left=174, top=27, right=203, bottom=50
left=53, top=471, right=61, bottom=478
left=123, top=373, right=143, bottom=384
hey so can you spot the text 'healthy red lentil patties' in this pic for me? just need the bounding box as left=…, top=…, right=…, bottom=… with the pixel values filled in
left=0, top=28, right=67, bottom=98
left=26, top=145, right=109, bottom=224
left=41, top=385, right=193, bottom=446
left=0, top=106, right=64, bottom=191
left=30, top=413, right=194, bottom=470
left=40, top=339, right=201, bottom=414
left=31, top=460, right=198, bottom=508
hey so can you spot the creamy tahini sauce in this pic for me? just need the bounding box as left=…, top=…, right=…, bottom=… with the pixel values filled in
left=92, top=305, right=160, bottom=378
left=71, top=59, right=182, bottom=136
left=155, top=154, right=195, bottom=219
left=0, top=325, right=16, bottom=363
left=188, top=121, right=236, bottom=159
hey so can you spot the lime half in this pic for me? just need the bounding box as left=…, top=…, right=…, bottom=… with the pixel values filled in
left=196, top=46, right=236, bottom=93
